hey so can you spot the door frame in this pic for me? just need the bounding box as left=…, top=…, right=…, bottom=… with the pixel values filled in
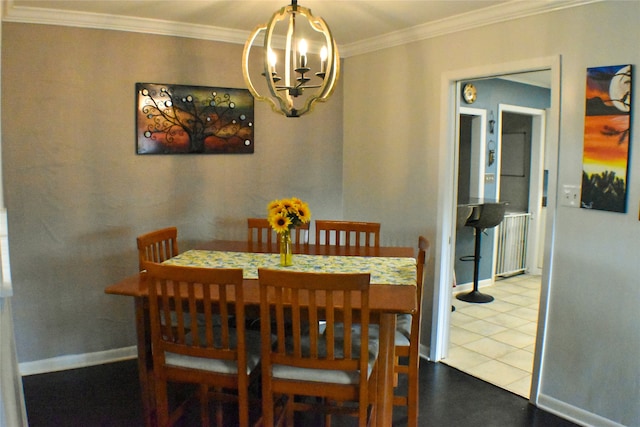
left=431, top=55, right=561, bottom=403
left=497, top=104, right=547, bottom=275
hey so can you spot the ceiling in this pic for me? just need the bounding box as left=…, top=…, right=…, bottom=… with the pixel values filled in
left=4, top=0, right=597, bottom=57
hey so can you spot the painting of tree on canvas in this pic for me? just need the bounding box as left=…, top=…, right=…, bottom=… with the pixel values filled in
left=581, top=65, right=631, bottom=213
left=136, top=83, right=254, bottom=154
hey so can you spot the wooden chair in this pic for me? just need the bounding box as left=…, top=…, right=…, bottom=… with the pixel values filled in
left=392, top=236, right=430, bottom=427
left=315, top=220, right=380, bottom=248
left=247, top=218, right=274, bottom=245
left=292, top=222, right=310, bottom=245
left=137, top=227, right=179, bottom=270
left=247, top=218, right=310, bottom=245
left=258, top=268, right=377, bottom=427
left=145, top=262, right=260, bottom=427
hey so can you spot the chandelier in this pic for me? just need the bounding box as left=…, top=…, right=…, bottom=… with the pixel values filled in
left=242, top=0, right=340, bottom=118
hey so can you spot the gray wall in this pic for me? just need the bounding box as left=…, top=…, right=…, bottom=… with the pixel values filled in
left=343, top=2, right=639, bottom=426
left=2, top=23, right=344, bottom=361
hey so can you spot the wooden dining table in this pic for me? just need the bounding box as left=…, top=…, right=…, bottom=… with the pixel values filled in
left=104, top=240, right=417, bottom=427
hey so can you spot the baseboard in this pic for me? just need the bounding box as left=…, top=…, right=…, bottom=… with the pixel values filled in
left=419, top=343, right=431, bottom=361
left=20, top=342, right=434, bottom=376
left=21, top=343, right=434, bottom=376
left=19, top=346, right=137, bottom=376
left=537, top=392, right=625, bottom=427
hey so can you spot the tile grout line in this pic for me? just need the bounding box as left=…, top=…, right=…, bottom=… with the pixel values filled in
left=447, top=274, right=541, bottom=398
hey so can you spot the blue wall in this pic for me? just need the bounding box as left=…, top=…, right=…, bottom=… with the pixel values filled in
left=455, top=78, right=550, bottom=286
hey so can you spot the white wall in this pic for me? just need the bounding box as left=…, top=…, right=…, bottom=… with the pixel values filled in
left=343, top=2, right=639, bottom=426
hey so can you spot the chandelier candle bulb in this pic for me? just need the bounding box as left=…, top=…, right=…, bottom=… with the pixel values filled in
left=268, top=49, right=278, bottom=74
left=320, top=46, right=327, bottom=74
left=298, top=39, right=308, bottom=68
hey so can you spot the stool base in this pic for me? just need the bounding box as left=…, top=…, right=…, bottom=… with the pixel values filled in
left=456, top=290, right=494, bottom=303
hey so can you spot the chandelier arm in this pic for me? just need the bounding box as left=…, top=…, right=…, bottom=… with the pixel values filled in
left=265, top=5, right=296, bottom=115
left=242, top=23, right=283, bottom=115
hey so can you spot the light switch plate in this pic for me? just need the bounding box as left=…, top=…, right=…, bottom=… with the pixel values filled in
left=561, top=184, right=581, bottom=207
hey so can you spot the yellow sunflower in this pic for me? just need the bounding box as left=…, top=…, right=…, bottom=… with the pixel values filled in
left=269, top=212, right=292, bottom=233
left=280, top=198, right=295, bottom=213
left=295, top=201, right=312, bottom=223
left=267, top=199, right=281, bottom=212
left=269, top=207, right=282, bottom=218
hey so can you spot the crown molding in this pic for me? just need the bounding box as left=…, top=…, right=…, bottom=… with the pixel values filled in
left=3, top=0, right=602, bottom=58
left=1, top=1, right=252, bottom=45
left=340, top=0, right=602, bottom=57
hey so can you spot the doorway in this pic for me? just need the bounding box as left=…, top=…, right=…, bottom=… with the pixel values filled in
left=448, top=97, right=548, bottom=398
left=498, top=106, right=547, bottom=276
left=431, top=57, right=561, bottom=404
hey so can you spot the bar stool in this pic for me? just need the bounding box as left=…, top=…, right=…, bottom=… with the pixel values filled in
left=456, top=202, right=507, bottom=303
left=453, top=206, right=474, bottom=310
left=455, top=207, right=474, bottom=277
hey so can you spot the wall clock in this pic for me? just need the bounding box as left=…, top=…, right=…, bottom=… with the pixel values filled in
left=462, top=83, right=477, bottom=104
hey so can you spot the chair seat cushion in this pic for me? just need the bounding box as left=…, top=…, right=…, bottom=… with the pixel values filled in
left=164, top=328, right=261, bottom=375
left=281, top=324, right=378, bottom=384
left=164, top=312, right=223, bottom=327
left=395, top=313, right=413, bottom=341
left=326, top=318, right=412, bottom=348
left=272, top=362, right=371, bottom=385
left=366, top=324, right=411, bottom=347
left=393, top=330, right=411, bottom=347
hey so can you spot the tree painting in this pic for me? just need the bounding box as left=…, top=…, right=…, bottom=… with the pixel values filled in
left=581, top=65, right=631, bottom=213
left=136, top=83, right=254, bottom=154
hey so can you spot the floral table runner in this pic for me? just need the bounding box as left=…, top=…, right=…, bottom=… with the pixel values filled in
left=165, top=250, right=416, bottom=286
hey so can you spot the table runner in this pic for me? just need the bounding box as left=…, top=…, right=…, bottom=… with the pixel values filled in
left=164, top=250, right=416, bottom=286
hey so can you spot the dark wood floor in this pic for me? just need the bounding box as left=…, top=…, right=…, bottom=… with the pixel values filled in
left=22, top=358, right=577, bottom=426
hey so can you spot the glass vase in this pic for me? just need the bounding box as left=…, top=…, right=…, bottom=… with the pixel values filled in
left=279, top=231, right=293, bottom=266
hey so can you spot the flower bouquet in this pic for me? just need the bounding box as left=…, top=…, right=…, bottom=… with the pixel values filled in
left=267, top=197, right=311, bottom=266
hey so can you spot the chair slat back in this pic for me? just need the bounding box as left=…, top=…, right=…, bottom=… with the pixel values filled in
left=258, top=268, right=371, bottom=375
left=248, top=218, right=310, bottom=245
left=414, top=236, right=430, bottom=337
left=145, top=263, right=245, bottom=363
left=315, top=220, right=380, bottom=248
left=391, top=238, right=431, bottom=422
left=247, top=218, right=274, bottom=245
left=137, top=227, right=179, bottom=270
left=292, top=222, right=310, bottom=245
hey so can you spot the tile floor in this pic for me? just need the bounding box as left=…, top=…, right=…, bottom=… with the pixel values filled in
left=444, top=273, right=541, bottom=398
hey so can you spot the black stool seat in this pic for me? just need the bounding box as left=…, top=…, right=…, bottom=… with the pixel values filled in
left=457, top=206, right=473, bottom=230
left=465, top=203, right=507, bottom=230
left=457, top=202, right=507, bottom=303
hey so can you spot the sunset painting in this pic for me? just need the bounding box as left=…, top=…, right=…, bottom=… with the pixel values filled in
left=581, top=65, right=631, bottom=213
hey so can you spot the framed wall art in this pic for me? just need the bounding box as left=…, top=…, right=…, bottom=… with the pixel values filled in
left=581, top=64, right=632, bottom=213
left=136, top=83, right=254, bottom=154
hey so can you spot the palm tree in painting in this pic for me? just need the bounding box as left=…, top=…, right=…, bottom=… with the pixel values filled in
left=581, top=65, right=631, bottom=213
